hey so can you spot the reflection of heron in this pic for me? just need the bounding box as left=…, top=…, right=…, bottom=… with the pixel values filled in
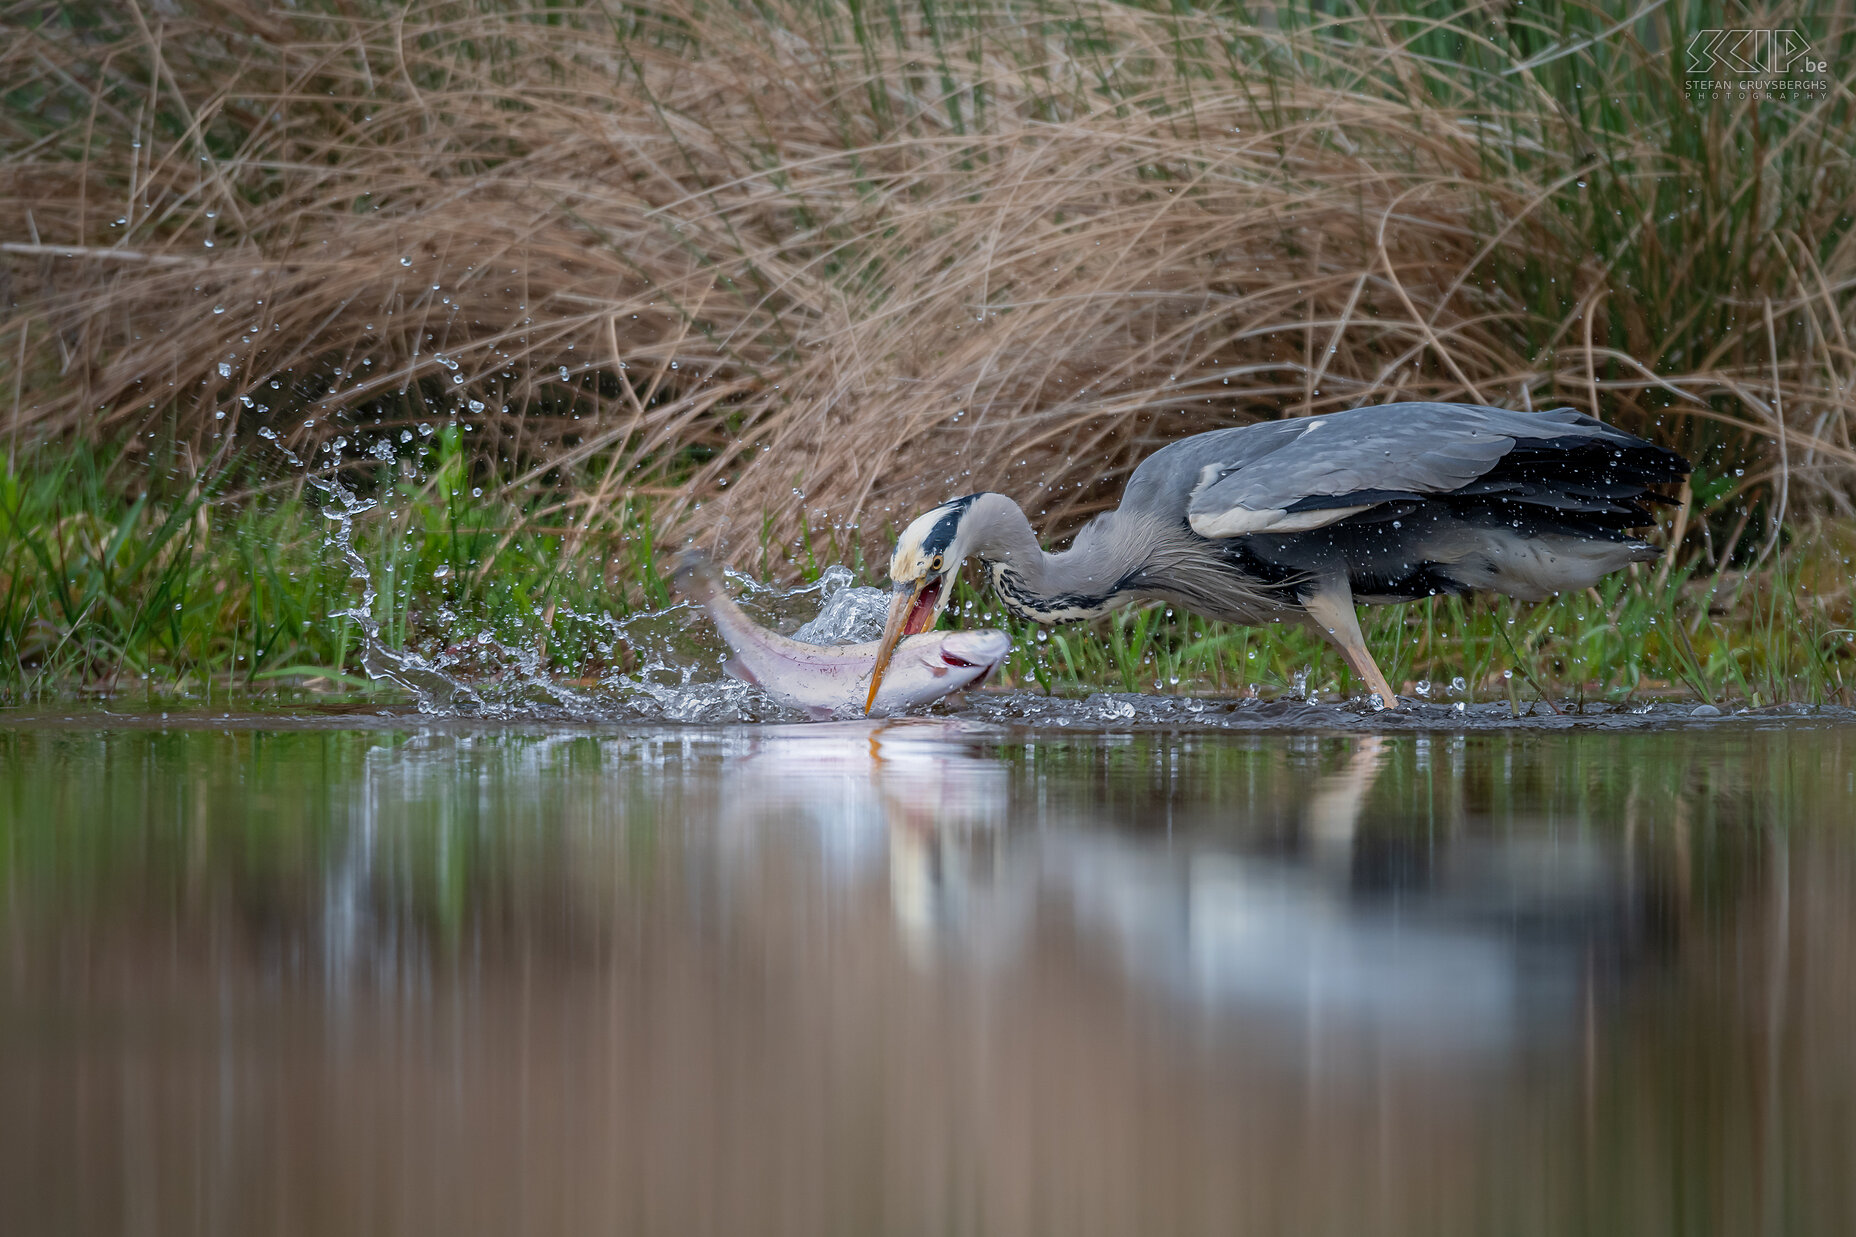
left=1052, top=736, right=1630, bottom=1059
left=1303, top=735, right=1389, bottom=864
left=711, top=728, right=1648, bottom=1058
left=868, top=403, right=1688, bottom=708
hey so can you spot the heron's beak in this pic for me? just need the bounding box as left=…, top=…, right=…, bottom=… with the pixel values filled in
left=864, top=575, right=943, bottom=715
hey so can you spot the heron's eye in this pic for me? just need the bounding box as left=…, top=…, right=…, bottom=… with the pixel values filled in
left=929, top=554, right=945, bottom=573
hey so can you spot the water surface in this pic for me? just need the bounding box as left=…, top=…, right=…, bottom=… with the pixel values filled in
left=3, top=716, right=1852, bottom=1235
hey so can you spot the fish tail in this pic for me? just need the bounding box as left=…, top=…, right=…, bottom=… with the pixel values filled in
left=668, top=548, right=723, bottom=596
left=668, top=548, right=756, bottom=653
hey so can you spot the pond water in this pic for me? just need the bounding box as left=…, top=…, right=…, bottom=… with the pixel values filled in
left=3, top=712, right=1854, bottom=1236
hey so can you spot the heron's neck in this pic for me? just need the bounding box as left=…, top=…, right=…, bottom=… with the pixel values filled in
left=968, top=495, right=1130, bottom=624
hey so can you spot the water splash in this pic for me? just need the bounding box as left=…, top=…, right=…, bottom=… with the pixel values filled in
left=308, top=470, right=488, bottom=713
left=791, top=570, right=888, bottom=645
left=280, top=435, right=892, bottom=720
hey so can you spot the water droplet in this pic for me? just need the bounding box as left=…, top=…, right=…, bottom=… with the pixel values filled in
left=400, top=257, right=412, bottom=266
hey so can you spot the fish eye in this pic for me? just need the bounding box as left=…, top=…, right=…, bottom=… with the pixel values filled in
left=929, top=554, right=945, bottom=572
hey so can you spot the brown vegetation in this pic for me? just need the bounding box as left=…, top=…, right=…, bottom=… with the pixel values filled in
left=3, top=0, right=1854, bottom=568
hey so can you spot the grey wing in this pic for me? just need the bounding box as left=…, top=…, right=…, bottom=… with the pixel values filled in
left=1183, top=403, right=1601, bottom=538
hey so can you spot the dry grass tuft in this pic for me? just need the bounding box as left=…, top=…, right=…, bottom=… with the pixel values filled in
left=4, top=0, right=1855, bottom=567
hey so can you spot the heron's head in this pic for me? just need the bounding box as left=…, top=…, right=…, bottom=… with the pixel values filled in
left=865, top=495, right=982, bottom=713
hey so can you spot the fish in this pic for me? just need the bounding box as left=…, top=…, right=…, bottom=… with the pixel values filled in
left=672, top=552, right=1011, bottom=719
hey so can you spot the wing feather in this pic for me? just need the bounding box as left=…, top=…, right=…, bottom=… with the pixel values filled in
left=1186, top=408, right=1520, bottom=538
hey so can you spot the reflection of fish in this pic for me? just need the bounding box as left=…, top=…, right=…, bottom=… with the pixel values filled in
left=672, top=554, right=1011, bottom=719
left=714, top=720, right=1027, bottom=969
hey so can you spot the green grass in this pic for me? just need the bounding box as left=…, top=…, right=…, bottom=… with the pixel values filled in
left=2, top=441, right=1850, bottom=708
left=0, top=436, right=668, bottom=704
left=971, top=554, right=1856, bottom=710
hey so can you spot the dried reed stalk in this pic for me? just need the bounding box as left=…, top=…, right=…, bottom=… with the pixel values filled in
left=3, top=0, right=1852, bottom=567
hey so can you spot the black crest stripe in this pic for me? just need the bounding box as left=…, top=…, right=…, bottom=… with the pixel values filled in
left=920, top=493, right=981, bottom=557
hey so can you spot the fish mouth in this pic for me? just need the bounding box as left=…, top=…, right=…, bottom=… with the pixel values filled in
left=940, top=646, right=1000, bottom=690
left=938, top=630, right=1011, bottom=680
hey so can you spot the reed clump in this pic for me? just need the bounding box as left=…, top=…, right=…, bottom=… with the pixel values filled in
left=4, top=0, right=1854, bottom=560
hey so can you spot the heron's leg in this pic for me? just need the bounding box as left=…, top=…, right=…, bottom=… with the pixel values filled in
left=1301, top=577, right=1397, bottom=710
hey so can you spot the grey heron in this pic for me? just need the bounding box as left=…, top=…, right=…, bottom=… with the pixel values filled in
left=865, top=402, right=1690, bottom=711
